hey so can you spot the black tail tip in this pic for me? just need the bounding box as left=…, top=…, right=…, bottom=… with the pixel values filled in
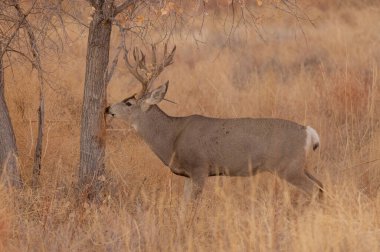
left=313, top=143, right=319, bottom=151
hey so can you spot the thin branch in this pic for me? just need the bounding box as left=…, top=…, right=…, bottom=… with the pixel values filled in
left=105, top=37, right=123, bottom=85
left=60, top=8, right=90, bottom=28
left=115, top=0, right=134, bottom=15
left=0, top=2, right=35, bottom=58
left=5, top=47, right=34, bottom=64
left=86, top=0, right=97, bottom=8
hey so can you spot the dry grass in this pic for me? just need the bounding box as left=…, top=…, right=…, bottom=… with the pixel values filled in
left=2, top=2, right=380, bottom=251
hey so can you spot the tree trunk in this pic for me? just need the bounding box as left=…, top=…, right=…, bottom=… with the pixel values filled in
left=78, top=7, right=112, bottom=200
left=0, top=47, right=22, bottom=187
left=14, top=2, right=46, bottom=188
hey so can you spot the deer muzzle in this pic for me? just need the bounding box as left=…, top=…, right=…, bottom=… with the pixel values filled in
left=105, top=106, right=115, bottom=116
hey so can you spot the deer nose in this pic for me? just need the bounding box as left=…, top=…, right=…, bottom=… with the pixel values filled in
left=105, top=106, right=114, bottom=116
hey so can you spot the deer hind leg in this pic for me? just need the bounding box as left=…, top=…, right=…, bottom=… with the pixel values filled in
left=278, top=161, right=319, bottom=196
left=304, top=169, right=324, bottom=197
left=284, top=172, right=317, bottom=196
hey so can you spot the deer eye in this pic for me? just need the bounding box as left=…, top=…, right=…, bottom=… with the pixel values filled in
left=125, top=101, right=132, bottom=106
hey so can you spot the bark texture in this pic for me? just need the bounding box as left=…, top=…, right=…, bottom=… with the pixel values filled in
left=78, top=6, right=112, bottom=200
left=0, top=47, right=22, bottom=187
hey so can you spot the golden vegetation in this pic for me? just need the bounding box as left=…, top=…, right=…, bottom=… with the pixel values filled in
left=2, top=2, right=380, bottom=251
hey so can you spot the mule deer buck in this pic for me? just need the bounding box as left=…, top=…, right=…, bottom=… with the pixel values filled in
left=106, top=44, right=323, bottom=200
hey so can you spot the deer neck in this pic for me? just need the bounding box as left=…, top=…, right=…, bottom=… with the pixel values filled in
left=133, top=105, right=178, bottom=166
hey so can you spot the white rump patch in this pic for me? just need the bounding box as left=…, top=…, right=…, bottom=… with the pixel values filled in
left=305, top=126, right=320, bottom=154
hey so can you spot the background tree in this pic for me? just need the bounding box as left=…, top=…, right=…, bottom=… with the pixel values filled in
left=78, top=0, right=130, bottom=200
left=0, top=0, right=63, bottom=187
left=78, top=0, right=183, bottom=200
left=0, top=42, right=21, bottom=187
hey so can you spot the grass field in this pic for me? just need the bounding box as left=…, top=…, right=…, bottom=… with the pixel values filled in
left=1, top=1, right=380, bottom=251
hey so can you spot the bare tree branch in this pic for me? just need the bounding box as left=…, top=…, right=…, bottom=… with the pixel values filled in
left=0, top=2, right=35, bottom=58
left=105, top=37, right=123, bottom=85
left=86, top=0, right=97, bottom=8
left=60, top=8, right=90, bottom=28
left=5, top=47, right=34, bottom=64
left=115, top=0, right=134, bottom=15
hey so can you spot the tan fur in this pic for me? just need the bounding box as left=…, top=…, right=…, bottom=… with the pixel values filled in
left=106, top=83, right=323, bottom=200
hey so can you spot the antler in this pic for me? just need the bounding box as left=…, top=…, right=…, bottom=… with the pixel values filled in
left=123, top=43, right=176, bottom=98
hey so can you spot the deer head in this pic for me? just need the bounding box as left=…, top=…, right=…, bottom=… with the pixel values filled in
left=106, top=43, right=176, bottom=123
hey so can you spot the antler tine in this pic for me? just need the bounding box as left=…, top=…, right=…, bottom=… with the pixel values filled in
left=130, top=48, right=145, bottom=70
left=151, top=44, right=157, bottom=67
left=132, top=47, right=140, bottom=64
left=155, top=44, right=176, bottom=72
left=123, top=48, right=149, bottom=97
left=124, top=44, right=176, bottom=97
left=164, top=45, right=176, bottom=66
left=146, top=44, right=176, bottom=90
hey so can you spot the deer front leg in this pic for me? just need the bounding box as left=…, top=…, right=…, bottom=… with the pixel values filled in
left=183, top=175, right=206, bottom=202
left=180, top=175, right=205, bottom=224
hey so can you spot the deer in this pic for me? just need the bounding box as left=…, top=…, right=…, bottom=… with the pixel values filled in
left=105, top=44, right=324, bottom=201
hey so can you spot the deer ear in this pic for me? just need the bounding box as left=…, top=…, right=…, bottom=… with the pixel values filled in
left=144, top=81, right=169, bottom=105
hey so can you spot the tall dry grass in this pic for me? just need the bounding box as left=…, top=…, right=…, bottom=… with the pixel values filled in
left=2, top=2, right=380, bottom=251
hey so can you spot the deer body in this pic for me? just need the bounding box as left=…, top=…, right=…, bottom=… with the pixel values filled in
left=137, top=105, right=309, bottom=176
left=107, top=84, right=323, bottom=199
left=106, top=44, right=323, bottom=200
